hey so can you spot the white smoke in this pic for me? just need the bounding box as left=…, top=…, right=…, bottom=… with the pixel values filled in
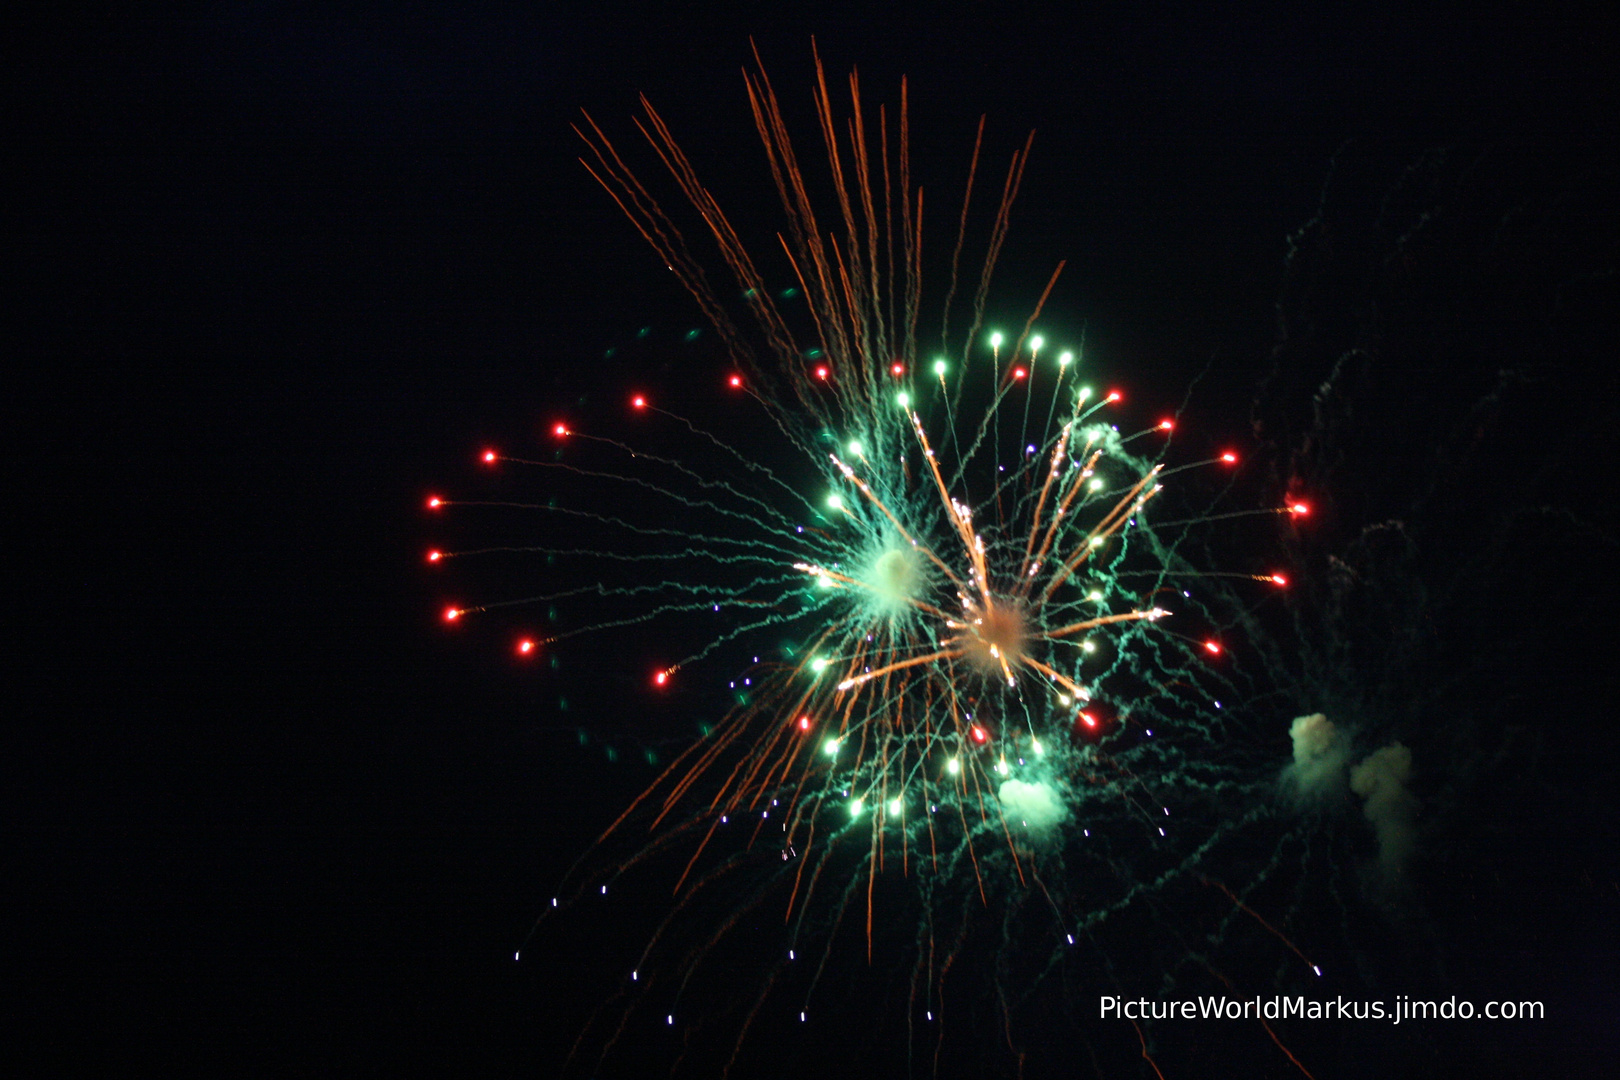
left=1349, top=742, right=1419, bottom=891
left=1281, top=714, right=1421, bottom=898
left=1282, top=712, right=1350, bottom=802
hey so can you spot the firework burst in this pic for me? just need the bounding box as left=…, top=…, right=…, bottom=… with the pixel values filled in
left=428, top=46, right=1308, bottom=1076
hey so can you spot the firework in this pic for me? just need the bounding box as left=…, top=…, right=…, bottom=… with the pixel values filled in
left=429, top=48, right=1309, bottom=1076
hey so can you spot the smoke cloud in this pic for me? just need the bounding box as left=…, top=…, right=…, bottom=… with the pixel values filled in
left=1349, top=742, right=1419, bottom=890
left=1282, top=715, right=1421, bottom=896
left=1282, top=712, right=1350, bottom=802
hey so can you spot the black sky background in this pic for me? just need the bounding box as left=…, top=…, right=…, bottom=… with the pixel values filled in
left=9, top=3, right=1618, bottom=1076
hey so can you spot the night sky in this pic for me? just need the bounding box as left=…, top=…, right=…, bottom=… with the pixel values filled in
left=10, top=4, right=1618, bottom=1077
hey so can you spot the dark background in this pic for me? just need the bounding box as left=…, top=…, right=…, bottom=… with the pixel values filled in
left=8, top=3, right=1617, bottom=1076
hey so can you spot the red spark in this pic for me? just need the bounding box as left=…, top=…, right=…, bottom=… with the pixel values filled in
left=1203, top=640, right=1222, bottom=655
left=552, top=422, right=569, bottom=438
left=481, top=449, right=498, bottom=464
left=426, top=495, right=443, bottom=509
left=970, top=725, right=989, bottom=744
left=1013, top=366, right=1027, bottom=380
left=728, top=374, right=743, bottom=389
left=443, top=607, right=461, bottom=622
left=1107, top=390, right=1122, bottom=403
left=516, top=638, right=536, bottom=656
left=426, top=549, right=442, bottom=563
left=814, top=365, right=829, bottom=380
left=797, top=716, right=811, bottom=731
left=1079, top=711, right=1097, bottom=729
left=631, top=395, right=647, bottom=410
left=890, top=362, right=905, bottom=377
left=1290, top=502, right=1310, bottom=516
left=1158, top=419, right=1174, bottom=431
left=1221, top=451, right=1238, bottom=464
left=654, top=670, right=669, bottom=687
left=1270, top=573, right=1288, bottom=587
